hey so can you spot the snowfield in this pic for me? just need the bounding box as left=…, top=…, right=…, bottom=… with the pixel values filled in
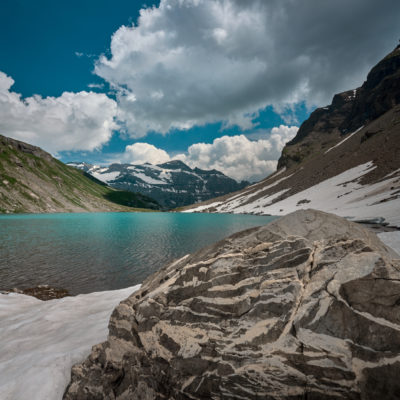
left=0, top=285, right=140, bottom=400
left=91, top=170, right=121, bottom=183
left=186, top=161, right=400, bottom=228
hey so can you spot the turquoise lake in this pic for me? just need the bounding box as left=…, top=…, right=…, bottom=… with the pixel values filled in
left=0, top=212, right=277, bottom=294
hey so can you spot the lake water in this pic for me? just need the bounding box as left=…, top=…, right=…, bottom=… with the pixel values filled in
left=0, top=212, right=277, bottom=294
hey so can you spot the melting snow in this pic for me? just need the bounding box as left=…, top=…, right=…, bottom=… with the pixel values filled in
left=0, top=285, right=140, bottom=400
left=325, top=126, right=364, bottom=154
left=188, top=161, right=400, bottom=228
left=182, top=201, right=223, bottom=212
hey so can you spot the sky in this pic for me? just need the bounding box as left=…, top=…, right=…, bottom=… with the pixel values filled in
left=0, top=0, right=399, bottom=182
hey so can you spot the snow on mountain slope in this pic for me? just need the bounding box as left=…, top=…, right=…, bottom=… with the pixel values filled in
left=185, top=161, right=400, bottom=227
left=0, top=285, right=141, bottom=400
left=182, top=45, right=400, bottom=227
left=68, top=160, right=248, bottom=209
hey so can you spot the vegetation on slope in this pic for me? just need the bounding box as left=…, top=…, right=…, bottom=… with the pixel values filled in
left=0, top=135, right=161, bottom=213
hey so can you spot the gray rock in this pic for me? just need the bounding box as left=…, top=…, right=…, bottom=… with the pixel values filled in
left=63, top=210, right=400, bottom=400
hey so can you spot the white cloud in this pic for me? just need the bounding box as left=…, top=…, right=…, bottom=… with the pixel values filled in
left=111, top=125, right=297, bottom=181
left=176, top=125, right=298, bottom=181
left=122, top=142, right=171, bottom=164
left=87, top=83, right=105, bottom=89
left=0, top=71, right=118, bottom=153
left=95, top=0, right=400, bottom=138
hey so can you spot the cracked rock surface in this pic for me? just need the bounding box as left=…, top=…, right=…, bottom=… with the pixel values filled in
left=64, top=209, right=400, bottom=400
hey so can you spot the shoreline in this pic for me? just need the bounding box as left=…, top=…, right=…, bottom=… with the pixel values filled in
left=2, top=214, right=399, bottom=301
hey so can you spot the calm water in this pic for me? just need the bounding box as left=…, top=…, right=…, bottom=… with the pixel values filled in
left=0, top=212, right=277, bottom=294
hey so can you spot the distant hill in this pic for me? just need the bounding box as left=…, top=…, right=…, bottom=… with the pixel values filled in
left=0, top=135, right=160, bottom=213
left=182, top=44, right=400, bottom=228
left=68, top=160, right=248, bottom=209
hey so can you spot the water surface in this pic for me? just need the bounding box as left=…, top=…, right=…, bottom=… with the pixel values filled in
left=0, top=212, right=277, bottom=294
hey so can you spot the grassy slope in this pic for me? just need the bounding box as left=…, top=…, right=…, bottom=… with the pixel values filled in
left=0, top=136, right=160, bottom=213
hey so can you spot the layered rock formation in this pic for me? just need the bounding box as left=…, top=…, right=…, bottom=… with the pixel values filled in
left=64, top=210, right=400, bottom=399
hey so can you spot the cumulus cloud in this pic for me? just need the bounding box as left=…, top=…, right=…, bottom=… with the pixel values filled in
left=122, top=142, right=171, bottom=164
left=95, top=0, right=400, bottom=138
left=176, top=125, right=298, bottom=182
left=0, top=71, right=118, bottom=153
left=113, top=125, right=297, bottom=181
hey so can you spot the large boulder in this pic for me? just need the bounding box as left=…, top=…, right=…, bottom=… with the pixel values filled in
left=64, top=210, right=400, bottom=399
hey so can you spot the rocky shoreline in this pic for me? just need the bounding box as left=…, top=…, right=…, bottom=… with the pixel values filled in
left=63, top=209, right=400, bottom=399
left=2, top=285, right=70, bottom=301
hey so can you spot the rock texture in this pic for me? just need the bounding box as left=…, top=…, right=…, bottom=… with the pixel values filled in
left=278, top=44, right=400, bottom=170
left=3, top=285, right=70, bottom=300
left=64, top=210, right=400, bottom=399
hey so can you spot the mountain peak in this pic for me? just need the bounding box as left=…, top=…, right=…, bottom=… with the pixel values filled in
left=157, top=160, right=192, bottom=171
left=69, top=159, right=248, bottom=209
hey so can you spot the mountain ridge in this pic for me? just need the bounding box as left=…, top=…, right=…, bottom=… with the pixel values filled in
left=0, top=135, right=160, bottom=213
left=182, top=44, right=400, bottom=228
left=69, top=160, right=248, bottom=209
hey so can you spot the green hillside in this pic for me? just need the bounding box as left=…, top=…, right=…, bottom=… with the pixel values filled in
left=0, top=135, right=161, bottom=213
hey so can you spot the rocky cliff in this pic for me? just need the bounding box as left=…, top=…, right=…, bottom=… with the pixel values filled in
left=0, top=135, right=160, bottom=213
left=68, top=160, right=248, bottom=209
left=182, top=45, right=400, bottom=227
left=278, top=44, right=400, bottom=170
left=64, top=210, right=400, bottom=399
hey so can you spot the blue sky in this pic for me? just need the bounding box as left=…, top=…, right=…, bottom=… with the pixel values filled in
left=0, top=0, right=398, bottom=181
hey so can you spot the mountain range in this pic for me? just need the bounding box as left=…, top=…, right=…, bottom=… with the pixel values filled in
left=183, top=44, right=400, bottom=228
left=68, top=160, right=248, bottom=209
left=1, top=44, right=399, bottom=219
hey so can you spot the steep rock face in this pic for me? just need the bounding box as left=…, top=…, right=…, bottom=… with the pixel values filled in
left=69, top=160, right=248, bottom=209
left=278, top=44, right=400, bottom=169
left=64, top=210, right=400, bottom=399
left=183, top=45, right=400, bottom=226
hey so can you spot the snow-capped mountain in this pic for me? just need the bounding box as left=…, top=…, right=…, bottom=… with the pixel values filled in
left=183, top=44, right=400, bottom=228
left=68, top=160, right=248, bottom=209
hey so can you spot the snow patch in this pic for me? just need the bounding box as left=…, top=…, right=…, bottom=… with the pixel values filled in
left=92, top=171, right=120, bottom=182
left=130, top=171, right=168, bottom=185
left=183, top=201, right=223, bottom=213
left=325, top=126, right=364, bottom=154
left=378, top=232, right=400, bottom=257
left=189, top=161, right=400, bottom=227
left=0, top=285, right=141, bottom=400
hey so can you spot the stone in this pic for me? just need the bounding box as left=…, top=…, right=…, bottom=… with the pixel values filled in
left=63, top=210, right=400, bottom=400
